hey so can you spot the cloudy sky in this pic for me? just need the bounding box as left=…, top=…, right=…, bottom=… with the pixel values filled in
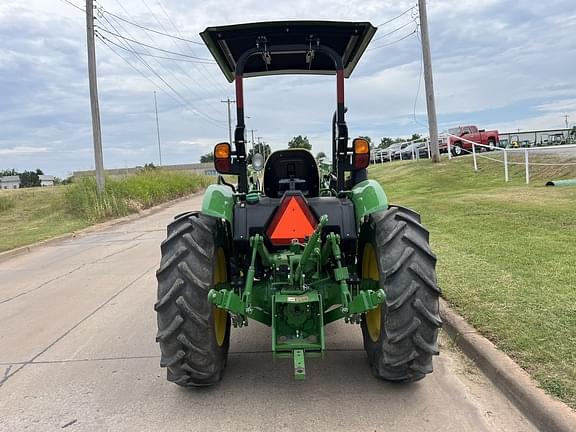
left=1, top=0, right=575, bottom=177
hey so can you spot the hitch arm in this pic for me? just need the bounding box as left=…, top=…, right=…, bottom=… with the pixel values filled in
left=294, top=215, right=328, bottom=285
left=348, top=289, right=386, bottom=314
left=326, top=233, right=352, bottom=313
left=243, top=234, right=263, bottom=313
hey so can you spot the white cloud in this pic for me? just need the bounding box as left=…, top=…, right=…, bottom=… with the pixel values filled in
left=0, top=145, right=50, bottom=155
left=535, top=99, right=576, bottom=113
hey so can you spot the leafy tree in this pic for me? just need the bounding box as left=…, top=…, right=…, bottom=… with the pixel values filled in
left=379, top=135, right=424, bottom=149
left=288, top=135, right=311, bottom=150
left=378, top=137, right=394, bottom=149
left=315, top=151, right=327, bottom=161
left=0, top=169, right=18, bottom=176
left=410, top=133, right=422, bottom=141
left=144, top=162, right=157, bottom=170
left=19, top=169, right=43, bottom=187
left=200, top=152, right=214, bottom=163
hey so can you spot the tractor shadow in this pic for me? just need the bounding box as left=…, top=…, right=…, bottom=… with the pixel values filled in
left=177, top=320, right=433, bottom=400
left=170, top=326, right=479, bottom=431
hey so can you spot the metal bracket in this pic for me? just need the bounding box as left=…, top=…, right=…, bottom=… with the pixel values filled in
left=348, top=289, right=386, bottom=315
left=256, top=36, right=271, bottom=66
left=243, top=234, right=263, bottom=313
left=326, top=232, right=352, bottom=313
left=208, top=288, right=247, bottom=327
left=294, top=215, right=328, bottom=285
left=293, top=349, right=306, bottom=380
left=208, top=288, right=245, bottom=316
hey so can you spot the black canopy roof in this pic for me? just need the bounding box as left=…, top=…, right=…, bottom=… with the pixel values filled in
left=200, top=21, right=377, bottom=82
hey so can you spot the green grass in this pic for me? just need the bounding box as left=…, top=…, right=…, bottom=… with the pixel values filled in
left=369, top=154, right=576, bottom=408
left=0, top=195, right=15, bottom=213
left=0, top=170, right=212, bottom=253
left=0, top=187, right=89, bottom=252
left=66, top=169, right=212, bottom=222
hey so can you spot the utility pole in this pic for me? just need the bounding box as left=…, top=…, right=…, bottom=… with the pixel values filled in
left=257, top=136, right=262, bottom=158
left=86, top=0, right=105, bottom=192
left=153, top=91, right=162, bottom=166
left=418, top=0, right=440, bottom=163
left=564, top=114, right=569, bottom=129
left=221, top=98, right=236, bottom=144
left=249, top=129, right=257, bottom=153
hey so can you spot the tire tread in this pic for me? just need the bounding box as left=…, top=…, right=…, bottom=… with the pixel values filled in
left=361, top=206, right=442, bottom=383
left=155, top=213, right=230, bottom=387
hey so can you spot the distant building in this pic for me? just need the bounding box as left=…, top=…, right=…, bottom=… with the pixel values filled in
left=72, top=163, right=216, bottom=178
left=38, top=175, right=55, bottom=187
left=0, top=176, right=21, bottom=189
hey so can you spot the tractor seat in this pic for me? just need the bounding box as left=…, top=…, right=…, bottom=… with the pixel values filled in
left=264, top=149, right=320, bottom=198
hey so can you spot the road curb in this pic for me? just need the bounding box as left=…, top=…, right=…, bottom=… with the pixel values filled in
left=0, top=191, right=202, bottom=264
left=440, top=298, right=576, bottom=432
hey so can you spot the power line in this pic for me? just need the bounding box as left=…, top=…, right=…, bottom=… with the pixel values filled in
left=97, top=35, right=177, bottom=101
left=413, top=28, right=428, bottom=130
left=97, top=5, right=225, bottom=119
left=375, top=6, right=416, bottom=27
left=98, top=34, right=215, bottom=123
left=367, top=29, right=418, bottom=51
left=94, top=26, right=214, bottom=61
left=63, top=0, right=225, bottom=133
left=96, top=34, right=224, bottom=127
left=95, top=18, right=224, bottom=126
left=372, top=19, right=418, bottom=42
left=97, top=8, right=204, bottom=45
left=58, top=0, right=84, bottom=12
left=105, top=0, right=228, bottom=99
left=97, top=34, right=216, bottom=64
left=148, top=0, right=229, bottom=94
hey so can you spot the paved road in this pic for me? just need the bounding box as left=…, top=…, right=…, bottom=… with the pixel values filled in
left=0, top=195, right=536, bottom=431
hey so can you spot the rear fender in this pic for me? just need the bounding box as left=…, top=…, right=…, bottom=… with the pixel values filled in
left=201, top=184, right=234, bottom=224
left=350, top=179, right=388, bottom=228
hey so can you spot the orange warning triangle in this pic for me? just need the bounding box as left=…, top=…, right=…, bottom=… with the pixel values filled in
left=268, top=196, right=316, bottom=245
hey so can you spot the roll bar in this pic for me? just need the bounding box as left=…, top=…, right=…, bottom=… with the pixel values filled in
left=233, top=44, right=350, bottom=193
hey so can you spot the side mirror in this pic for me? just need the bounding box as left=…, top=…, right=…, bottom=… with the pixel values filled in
left=214, top=142, right=231, bottom=173
left=252, top=153, right=265, bottom=172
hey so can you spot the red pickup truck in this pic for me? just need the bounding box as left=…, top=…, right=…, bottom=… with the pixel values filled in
left=441, top=125, right=500, bottom=156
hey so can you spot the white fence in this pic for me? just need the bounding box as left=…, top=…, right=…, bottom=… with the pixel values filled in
left=371, top=133, right=576, bottom=184
left=444, top=134, right=576, bottom=184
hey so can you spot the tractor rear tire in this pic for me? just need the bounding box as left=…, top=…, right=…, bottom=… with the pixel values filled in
left=155, top=212, right=231, bottom=387
left=360, top=206, right=442, bottom=383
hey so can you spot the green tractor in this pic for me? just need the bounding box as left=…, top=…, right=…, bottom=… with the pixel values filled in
left=155, top=21, right=441, bottom=384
